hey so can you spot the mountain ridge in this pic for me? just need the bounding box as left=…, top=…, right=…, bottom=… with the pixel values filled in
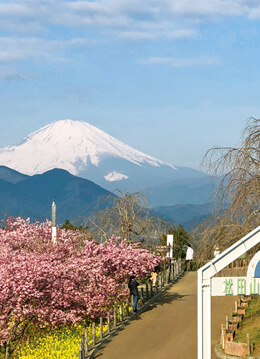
left=0, top=119, right=205, bottom=192
left=0, top=165, right=217, bottom=231
left=0, top=167, right=114, bottom=223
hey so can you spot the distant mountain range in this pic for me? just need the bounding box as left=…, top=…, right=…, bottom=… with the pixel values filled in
left=152, top=203, right=215, bottom=232
left=142, top=176, right=220, bottom=207
left=0, top=166, right=113, bottom=224
left=0, top=166, right=216, bottom=230
left=0, top=119, right=219, bottom=230
left=0, top=119, right=206, bottom=193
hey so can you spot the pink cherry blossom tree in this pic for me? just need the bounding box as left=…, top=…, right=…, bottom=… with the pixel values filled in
left=0, top=217, right=160, bottom=358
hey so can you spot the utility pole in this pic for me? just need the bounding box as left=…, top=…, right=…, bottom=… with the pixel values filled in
left=51, top=200, right=57, bottom=244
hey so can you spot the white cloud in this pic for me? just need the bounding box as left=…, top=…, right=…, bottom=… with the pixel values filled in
left=0, top=0, right=255, bottom=35
left=0, top=37, right=88, bottom=63
left=0, top=0, right=257, bottom=65
left=138, top=56, right=222, bottom=67
left=248, top=6, right=260, bottom=19
left=117, top=29, right=196, bottom=41
left=163, top=0, right=247, bottom=17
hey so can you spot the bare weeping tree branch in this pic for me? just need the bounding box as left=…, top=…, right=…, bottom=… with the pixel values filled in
left=195, top=117, right=260, bottom=259
left=82, top=190, right=159, bottom=242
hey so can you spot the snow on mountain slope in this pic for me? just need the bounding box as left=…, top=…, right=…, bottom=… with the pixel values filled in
left=0, top=119, right=175, bottom=176
left=0, top=119, right=206, bottom=192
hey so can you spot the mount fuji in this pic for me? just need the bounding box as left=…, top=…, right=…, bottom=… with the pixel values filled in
left=0, top=119, right=204, bottom=192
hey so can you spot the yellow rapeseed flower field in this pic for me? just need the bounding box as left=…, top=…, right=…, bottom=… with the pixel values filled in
left=8, top=305, right=128, bottom=358
left=14, top=322, right=108, bottom=359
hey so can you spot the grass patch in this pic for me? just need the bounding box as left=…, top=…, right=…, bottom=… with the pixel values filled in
left=234, top=296, right=260, bottom=355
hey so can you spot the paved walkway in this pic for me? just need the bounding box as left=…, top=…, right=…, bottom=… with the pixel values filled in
left=94, top=272, right=237, bottom=359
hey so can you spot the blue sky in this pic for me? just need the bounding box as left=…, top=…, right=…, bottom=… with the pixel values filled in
left=1, top=0, right=260, bottom=170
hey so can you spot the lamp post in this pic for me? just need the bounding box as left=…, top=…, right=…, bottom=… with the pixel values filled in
left=51, top=200, right=57, bottom=244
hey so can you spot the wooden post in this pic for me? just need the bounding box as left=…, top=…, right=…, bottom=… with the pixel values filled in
left=79, top=335, right=85, bottom=359
left=100, top=317, right=103, bottom=340
left=84, top=327, right=88, bottom=354
left=79, top=339, right=83, bottom=359
left=159, top=274, right=162, bottom=290
left=113, top=306, right=117, bottom=328
left=141, top=287, right=144, bottom=304
left=235, top=301, right=238, bottom=313
left=107, top=312, right=111, bottom=333
left=247, top=333, right=250, bottom=355
left=119, top=304, right=123, bottom=322
left=221, top=324, right=226, bottom=350
left=92, top=322, right=96, bottom=346
left=126, top=298, right=129, bottom=316
left=226, top=315, right=229, bottom=330
left=145, top=284, right=148, bottom=299
left=150, top=281, right=153, bottom=296
left=81, top=334, right=85, bottom=358
left=174, top=261, right=177, bottom=276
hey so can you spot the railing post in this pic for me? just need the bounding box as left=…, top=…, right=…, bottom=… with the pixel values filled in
left=159, top=274, right=162, bottom=290
left=145, top=284, right=148, bottom=299
left=107, top=311, right=111, bottom=333
left=225, top=315, right=229, bottom=330
left=100, top=317, right=103, bottom=340
left=113, top=306, right=117, bottom=328
left=79, top=334, right=85, bottom=359
left=119, top=304, right=123, bottom=322
left=126, top=298, right=129, bottom=316
left=150, top=280, right=153, bottom=296
left=173, top=260, right=177, bottom=277
left=141, top=287, right=144, bottom=304
left=85, top=327, right=88, bottom=354
left=170, top=262, right=174, bottom=281
left=92, top=322, right=96, bottom=346
left=166, top=267, right=169, bottom=284
left=221, top=324, right=226, bottom=350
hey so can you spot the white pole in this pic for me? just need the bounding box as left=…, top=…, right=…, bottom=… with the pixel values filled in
left=198, top=269, right=211, bottom=359
left=167, top=234, right=173, bottom=258
left=51, top=200, right=57, bottom=244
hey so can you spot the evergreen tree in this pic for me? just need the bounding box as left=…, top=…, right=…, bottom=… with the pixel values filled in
left=159, top=224, right=190, bottom=259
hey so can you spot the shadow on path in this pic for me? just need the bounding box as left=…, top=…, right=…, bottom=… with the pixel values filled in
left=142, top=291, right=189, bottom=314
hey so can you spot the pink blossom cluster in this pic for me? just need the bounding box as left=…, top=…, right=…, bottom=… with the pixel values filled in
left=0, top=217, right=160, bottom=346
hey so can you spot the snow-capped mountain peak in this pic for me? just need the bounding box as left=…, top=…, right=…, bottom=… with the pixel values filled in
left=0, top=119, right=205, bottom=192
left=0, top=119, right=175, bottom=176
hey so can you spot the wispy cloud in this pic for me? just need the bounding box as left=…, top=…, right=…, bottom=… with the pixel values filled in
left=0, top=37, right=89, bottom=63
left=0, top=0, right=256, bottom=35
left=117, top=29, right=196, bottom=41
left=0, top=0, right=257, bottom=67
left=0, top=72, right=26, bottom=81
left=137, top=56, right=222, bottom=67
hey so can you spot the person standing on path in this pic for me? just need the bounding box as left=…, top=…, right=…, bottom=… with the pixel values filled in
left=185, top=243, right=194, bottom=271
left=128, top=275, right=139, bottom=312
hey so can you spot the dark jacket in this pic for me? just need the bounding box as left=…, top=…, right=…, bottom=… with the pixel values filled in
left=128, top=278, right=139, bottom=296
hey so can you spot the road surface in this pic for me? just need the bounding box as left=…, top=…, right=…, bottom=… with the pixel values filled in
left=94, top=272, right=236, bottom=359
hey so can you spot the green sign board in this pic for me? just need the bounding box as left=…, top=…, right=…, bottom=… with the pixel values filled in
left=212, top=277, right=260, bottom=296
